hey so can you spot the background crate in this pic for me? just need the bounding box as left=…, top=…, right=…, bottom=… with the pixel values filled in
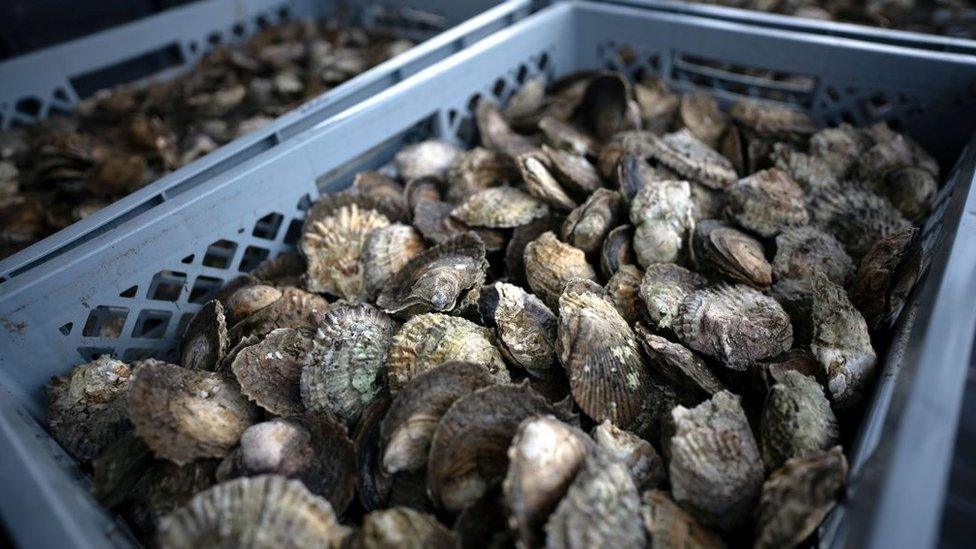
left=3, top=1, right=976, bottom=547
left=0, top=0, right=532, bottom=281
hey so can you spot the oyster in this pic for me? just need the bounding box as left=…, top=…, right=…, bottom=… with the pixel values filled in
left=127, top=460, right=219, bottom=537
left=759, top=370, right=839, bottom=470
left=593, top=420, right=665, bottom=491
left=523, top=231, right=598, bottom=308
left=691, top=220, right=772, bottom=287
left=479, top=281, right=558, bottom=379
left=635, top=325, right=726, bottom=403
left=128, top=362, right=258, bottom=465
left=518, top=152, right=579, bottom=211
left=851, top=226, right=922, bottom=330
left=810, top=273, right=877, bottom=408
left=381, top=362, right=498, bottom=475
left=544, top=145, right=603, bottom=197
left=157, top=475, right=351, bottom=549
left=754, top=447, right=848, bottom=549
left=348, top=507, right=458, bottom=549
left=773, top=226, right=854, bottom=285
left=504, top=415, right=594, bottom=548
left=630, top=179, right=694, bottom=267
left=300, top=302, right=396, bottom=425
left=223, top=284, right=283, bottom=326
left=644, top=129, right=737, bottom=190
left=616, top=152, right=657, bottom=203
left=376, top=232, right=488, bottom=317
left=638, top=263, right=707, bottom=332
left=228, top=287, right=329, bottom=343
left=477, top=100, right=538, bottom=160
left=540, top=115, right=599, bottom=158
left=808, top=183, right=911, bottom=262
left=356, top=398, right=395, bottom=512
left=882, top=165, right=937, bottom=221
left=809, top=124, right=872, bottom=179
left=544, top=449, right=646, bottom=549
left=413, top=199, right=470, bottom=244
left=634, top=79, right=680, bottom=134
left=362, top=223, right=426, bottom=298
left=353, top=171, right=406, bottom=209
left=679, top=90, right=727, bottom=149
left=561, top=188, right=623, bottom=254
left=505, top=214, right=564, bottom=286
left=557, top=279, right=652, bottom=428
left=573, top=71, right=641, bottom=142
left=601, top=224, right=635, bottom=279
left=729, top=99, right=817, bottom=139
left=726, top=168, right=808, bottom=237
left=300, top=203, right=391, bottom=299
left=641, top=490, right=725, bottom=549
left=304, top=188, right=407, bottom=225
left=181, top=300, right=229, bottom=371
left=770, top=143, right=839, bottom=195
left=452, top=186, right=549, bottom=228
left=669, top=391, right=764, bottom=531
left=427, top=382, right=573, bottom=512
left=92, top=433, right=154, bottom=508
left=47, top=355, right=133, bottom=462
left=441, top=146, right=511, bottom=203
left=605, top=264, right=645, bottom=324
left=251, top=253, right=305, bottom=287
left=216, top=413, right=357, bottom=514
left=395, top=140, right=464, bottom=181
left=505, top=77, right=547, bottom=123
left=232, top=327, right=313, bottom=416
left=386, top=313, right=509, bottom=393
left=768, top=277, right=816, bottom=346
left=405, top=176, right=443, bottom=210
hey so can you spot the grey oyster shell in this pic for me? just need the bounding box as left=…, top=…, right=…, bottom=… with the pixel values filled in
left=92, top=432, right=154, bottom=508
left=605, top=264, right=645, bottom=325
left=669, top=391, right=764, bottom=531
left=809, top=123, right=872, bottom=179
left=300, top=302, right=396, bottom=425
left=771, top=143, right=839, bottom=195
left=601, top=223, right=635, bottom=279
left=641, top=490, right=726, bottom=549
left=518, top=151, right=579, bottom=211
left=851, top=226, right=922, bottom=331
left=477, top=100, right=538, bottom=161
left=561, top=188, right=623, bottom=254
left=539, top=115, right=599, bottom=158
left=692, top=219, right=772, bottom=287
left=773, top=226, right=854, bottom=286
left=300, top=203, right=391, bottom=299
left=674, top=285, right=794, bottom=371
left=452, top=186, right=550, bottom=228
left=181, top=300, right=228, bottom=371
left=679, top=90, right=727, bottom=149
left=638, top=263, right=707, bottom=331
left=544, top=144, right=603, bottom=197
left=729, top=99, right=817, bottom=139
left=395, top=139, right=464, bottom=181
left=232, top=327, right=313, bottom=416
left=362, top=223, right=426, bottom=299
left=759, top=370, right=839, bottom=470
left=644, top=129, right=737, bottom=190
left=523, top=231, right=598, bottom=308
left=635, top=324, right=726, bottom=404
left=725, top=168, right=808, bottom=238
left=479, top=281, right=558, bottom=379
left=629, top=179, right=694, bottom=266
left=808, top=183, right=910, bottom=263
left=593, top=420, right=665, bottom=491
left=348, top=507, right=458, bottom=549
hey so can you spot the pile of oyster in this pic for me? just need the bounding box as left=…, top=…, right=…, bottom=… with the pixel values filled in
left=0, top=19, right=413, bottom=259
left=47, top=70, right=932, bottom=548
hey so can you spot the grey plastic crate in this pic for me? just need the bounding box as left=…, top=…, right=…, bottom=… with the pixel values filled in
left=0, top=0, right=532, bottom=280
left=2, top=1, right=976, bottom=547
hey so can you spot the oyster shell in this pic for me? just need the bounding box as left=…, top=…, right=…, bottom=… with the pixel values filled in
left=181, top=300, right=229, bottom=371
left=300, top=302, right=396, bottom=425
left=808, top=183, right=911, bottom=262
left=127, top=460, right=219, bottom=538
left=593, top=420, right=665, bottom=491
left=518, top=152, right=579, bottom=211
left=616, top=152, right=657, bottom=203
left=759, top=370, right=839, bottom=470
left=523, top=231, right=598, bottom=308
left=480, top=281, right=558, bottom=379
left=444, top=147, right=511, bottom=204
left=505, top=77, right=547, bottom=122
left=605, top=264, right=645, bottom=324
left=395, top=140, right=464, bottom=181
left=47, top=355, right=133, bottom=462
left=228, top=287, right=329, bottom=343
left=679, top=91, right=727, bottom=149
left=452, top=186, right=549, bottom=228
left=386, top=313, right=509, bottom=393
left=376, top=232, right=488, bottom=317
left=768, top=277, right=816, bottom=346
left=561, top=188, right=623, bottom=254
left=544, top=448, right=646, bottom=549
left=504, top=415, right=594, bottom=548
left=851, top=226, right=922, bottom=331
left=601, top=224, right=635, bottom=279
left=729, top=99, right=817, bottom=139
left=92, top=432, right=154, bottom=508
left=544, top=144, right=603, bottom=197
left=635, top=325, right=726, bottom=403
left=348, top=507, right=458, bottom=549
left=630, top=179, right=694, bottom=267
left=885, top=165, right=938, bottom=221
left=300, top=203, right=391, bottom=299
left=726, top=168, right=808, bottom=237
left=223, top=284, right=282, bottom=326
left=216, top=413, right=357, bottom=514
left=304, top=188, right=408, bottom=225
left=669, top=391, right=764, bottom=531
left=754, top=447, right=848, bottom=549
left=573, top=71, right=641, bottom=142
left=644, top=129, right=737, bottom=190
left=362, top=223, right=427, bottom=298
left=506, top=214, right=564, bottom=286
left=773, top=225, right=854, bottom=286
left=641, top=490, right=725, bottom=549
left=427, top=382, right=572, bottom=512
left=539, top=115, right=599, bottom=158
left=809, top=124, right=872, bottom=179
left=675, top=285, right=794, bottom=371
left=638, top=263, right=707, bottom=331
left=356, top=398, right=394, bottom=512
left=251, top=252, right=305, bottom=287
left=810, top=273, right=877, bottom=408
left=353, top=171, right=406, bottom=209
left=770, top=143, right=839, bottom=195
left=232, top=327, right=313, bottom=416
left=634, top=80, right=680, bottom=134
left=405, top=176, right=443, bottom=210
left=381, top=362, right=498, bottom=475
left=557, top=279, right=652, bottom=428
left=477, top=100, right=538, bottom=160
left=157, top=475, right=351, bottom=549
left=691, top=220, right=772, bottom=287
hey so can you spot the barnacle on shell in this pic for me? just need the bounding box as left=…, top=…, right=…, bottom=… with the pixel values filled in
left=523, top=231, right=598, bottom=308
left=759, top=370, right=839, bottom=470
left=300, top=203, right=391, bottom=299
left=232, top=327, right=313, bottom=416
left=480, top=281, right=558, bottom=379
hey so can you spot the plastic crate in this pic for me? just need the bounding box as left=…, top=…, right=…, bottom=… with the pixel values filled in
left=0, top=0, right=532, bottom=279
left=2, top=0, right=976, bottom=546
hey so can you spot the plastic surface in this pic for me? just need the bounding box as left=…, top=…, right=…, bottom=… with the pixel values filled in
left=2, top=1, right=976, bottom=547
left=0, top=0, right=531, bottom=280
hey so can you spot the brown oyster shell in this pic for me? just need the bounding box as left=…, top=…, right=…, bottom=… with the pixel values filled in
left=523, top=231, right=598, bottom=308
left=773, top=225, right=854, bottom=286
left=544, top=448, right=646, bottom=549
left=454, top=489, right=513, bottom=549
left=381, top=362, right=497, bottom=475
left=638, top=263, right=707, bottom=331
left=300, top=302, right=396, bottom=425
left=303, top=188, right=408, bottom=226
left=644, top=129, right=737, bottom=190
left=405, top=176, right=443, bottom=210
left=674, top=285, right=793, bottom=371
left=395, top=139, right=464, bottom=181
left=635, top=324, right=726, bottom=404
left=504, top=415, right=594, bottom=548
left=157, top=475, right=351, bottom=549
left=180, top=300, right=229, bottom=371
left=634, top=79, right=680, bottom=134
left=355, top=398, right=394, bottom=512
left=557, top=280, right=652, bottom=429
left=505, top=77, right=547, bottom=123
left=376, top=232, right=488, bottom=317
left=544, top=144, right=603, bottom=197
left=300, top=203, right=391, bottom=299
left=348, top=507, right=458, bottom=549
left=362, top=223, right=427, bottom=299
left=561, top=188, right=623, bottom=254
left=851, top=226, right=922, bottom=331
left=605, top=264, right=645, bottom=324
left=726, top=168, right=808, bottom=238
left=444, top=147, right=512, bottom=204
left=518, top=152, right=579, bottom=211
left=452, top=186, right=550, bottom=228
left=729, top=99, right=817, bottom=139
left=601, top=223, right=635, bottom=279
left=615, top=152, right=657, bottom=204
left=883, top=165, right=937, bottom=221
left=223, top=284, right=282, bottom=326
left=228, top=287, right=329, bottom=343
left=479, top=281, right=558, bottom=379
left=477, top=100, right=538, bottom=160
left=505, top=214, right=564, bottom=286
left=386, top=313, right=509, bottom=393
left=692, top=219, right=772, bottom=287
left=128, top=362, right=258, bottom=465
left=629, top=179, right=694, bottom=266
left=754, top=447, right=848, bottom=549
left=353, top=171, right=406, bottom=209
left=250, top=252, right=305, bottom=287
left=679, top=90, right=727, bottom=149
left=759, top=370, right=839, bottom=470
left=232, top=327, right=313, bottom=416
left=810, top=273, right=877, bottom=408
left=572, top=71, right=641, bottom=142
left=669, top=390, right=764, bottom=531
left=641, top=490, right=725, bottom=549
left=46, top=355, right=133, bottom=462
left=539, top=115, right=599, bottom=158
left=593, top=420, right=665, bottom=491
left=216, top=413, right=357, bottom=514
left=427, top=383, right=573, bottom=512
